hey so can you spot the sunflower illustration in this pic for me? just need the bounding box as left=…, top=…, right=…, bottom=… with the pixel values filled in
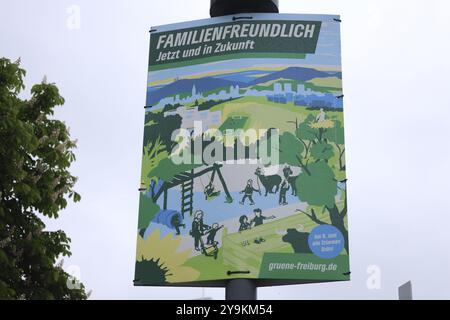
left=310, top=119, right=335, bottom=129
left=134, top=229, right=199, bottom=285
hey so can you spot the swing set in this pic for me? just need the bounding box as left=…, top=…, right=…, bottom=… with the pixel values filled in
left=151, top=163, right=233, bottom=217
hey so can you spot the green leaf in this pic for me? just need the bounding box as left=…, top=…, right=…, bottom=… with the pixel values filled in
left=73, top=192, right=81, bottom=203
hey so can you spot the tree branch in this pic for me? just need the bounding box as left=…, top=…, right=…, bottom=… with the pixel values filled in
left=298, top=137, right=308, bottom=154
left=335, top=143, right=345, bottom=171
left=296, top=208, right=327, bottom=225
left=340, top=192, right=347, bottom=219
left=304, top=140, right=313, bottom=159
left=295, top=155, right=311, bottom=175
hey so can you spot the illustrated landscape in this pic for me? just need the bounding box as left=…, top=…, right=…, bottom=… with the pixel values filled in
left=135, top=60, right=349, bottom=285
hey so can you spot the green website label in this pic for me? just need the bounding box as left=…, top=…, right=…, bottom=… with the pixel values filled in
left=259, top=253, right=350, bottom=281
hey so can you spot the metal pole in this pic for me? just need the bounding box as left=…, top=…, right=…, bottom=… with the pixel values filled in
left=209, top=0, right=279, bottom=301
left=225, top=279, right=257, bottom=300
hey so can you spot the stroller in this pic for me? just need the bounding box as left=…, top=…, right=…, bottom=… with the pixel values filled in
left=200, top=240, right=219, bottom=260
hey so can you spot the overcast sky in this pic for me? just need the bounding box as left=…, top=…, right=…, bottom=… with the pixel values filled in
left=1, top=0, right=450, bottom=300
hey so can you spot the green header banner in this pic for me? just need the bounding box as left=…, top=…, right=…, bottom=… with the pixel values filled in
left=149, top=20, right=322, bottom=71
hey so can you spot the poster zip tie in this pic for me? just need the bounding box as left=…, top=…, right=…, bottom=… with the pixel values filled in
left=227, top=271, right=251, bottom=276
left=333, top=18, right=342, bottom=22
left=336, top=95, right=344, bottom=99
left=232, top=16, right=253, bottom=21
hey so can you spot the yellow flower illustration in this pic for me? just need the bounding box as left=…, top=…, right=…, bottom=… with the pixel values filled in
left=310, top=119, right=335, bottom=129
left=136, top=229, right=199, bottom=284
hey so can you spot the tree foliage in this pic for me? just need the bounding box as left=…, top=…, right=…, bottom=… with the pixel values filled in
left=296, top=162, right=337, bottom=208
left=292, top=115, right=349, bottom=253
left=279, top=132, right=304, bottom=166
left=296, top=115, right=317, bottom=141
left=143, top=112, right=182, bottom=154
left=310, top=142, right=334, bottom=161
left=0, top=58, right=87, bottom=299
left=138, top=193, right=160, bottom=231
left=324, top=120, right=346, bottom=171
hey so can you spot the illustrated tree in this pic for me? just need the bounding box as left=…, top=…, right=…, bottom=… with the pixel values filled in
left=0, top=58, right=87, bottom=299
left=141, top=112, right=182, bottom=186
left=281, top=115, right=349, bottom=254
left=324, top=120, right=346, bottom=171
left=310, top=142, right=334, bottom=163
left=295, top=162, right=348, bottom=253
left=278, top=131, right=305, bottom=167
left=295, top=114, right=317, bottom=159
left=137, top=193, right=160, bottom=236
left=143, top=112, right=182, bottom=154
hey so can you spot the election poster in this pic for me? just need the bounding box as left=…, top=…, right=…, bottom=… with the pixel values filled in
left=135, top=13, right=349, bottom=286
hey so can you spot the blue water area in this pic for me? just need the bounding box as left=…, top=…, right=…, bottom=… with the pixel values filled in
left=147, top=85, right=163, bottom=93
left=144, top=189, right=302, bottom=239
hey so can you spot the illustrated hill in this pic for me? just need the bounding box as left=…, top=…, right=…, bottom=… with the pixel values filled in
left=147, top=67, right=342, bottom=106
left=248, top=67, right=342, bottom=85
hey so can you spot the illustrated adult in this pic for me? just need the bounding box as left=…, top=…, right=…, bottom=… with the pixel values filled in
left=239, top=179, right=261, bottom=205
left=190, top=210, right=210, bottom=251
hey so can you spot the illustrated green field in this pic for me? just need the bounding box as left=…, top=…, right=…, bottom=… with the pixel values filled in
left=184, top=209, right=348, bottom=281
left=210, top=96, right=344, bottom=134
left=141, top=96, right=345, bottom=185
left=219, top=116, right=249, bottom=131
left=210, top=96, right=346, bottom=180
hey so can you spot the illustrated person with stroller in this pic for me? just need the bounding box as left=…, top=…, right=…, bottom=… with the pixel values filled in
left=239, top=179, right=261, bottom=205
left=190, top=210, right=210, bottom=251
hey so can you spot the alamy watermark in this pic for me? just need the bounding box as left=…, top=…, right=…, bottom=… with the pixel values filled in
left=170, top=121, right=280, bottom=168
left=366, top=265, right=382, bottom=290
left=66, top=5, right=81, bottom=30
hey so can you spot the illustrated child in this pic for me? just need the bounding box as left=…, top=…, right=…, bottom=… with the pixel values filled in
left=204, top=182, right=215, bottom=200
left=171, top=213, right=186, bottom=235
left=190, top=210, right=211, bottom=251
left=279, top=178, right=290, bottom=206
left=316, top=108, right=326, bottom=123
left=205, top=223, right=224, bottom=245
left=238, top=215, right=251, bottom=233
left=239, top=179, right=261, bottom=205
left=251, top=208, right=276, bottom=244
